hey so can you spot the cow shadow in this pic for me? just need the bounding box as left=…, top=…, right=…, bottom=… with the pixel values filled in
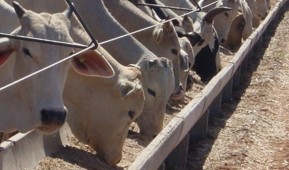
left=186, top=4, right=289, bottom=170
left=51, top=146, right=123, bottom=170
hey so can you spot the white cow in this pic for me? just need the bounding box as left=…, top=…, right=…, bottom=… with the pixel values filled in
left=103, top=0, right=186, bottom=101
left=239, top=0, right=253, bottom=39
left=4, top=0, right=175, bottom=140
left=222, top=13, right=246, bottom=51
left=256, top=0, right=269, bottom=19
left=0, top=2, right=114, bottom=133
left=198, top=0, right=240, bottom=43
left=65, top=47, right=145, bottom=165
left=1, top=1, right=147, bottom=165
left=245, top=0, right=260, bottom=28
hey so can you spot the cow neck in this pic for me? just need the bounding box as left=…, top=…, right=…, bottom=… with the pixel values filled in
left=69, top=0, right=157, bottom=65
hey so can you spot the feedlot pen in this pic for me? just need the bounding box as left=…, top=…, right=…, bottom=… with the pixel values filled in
left=1, top=0, right=289, bottom=169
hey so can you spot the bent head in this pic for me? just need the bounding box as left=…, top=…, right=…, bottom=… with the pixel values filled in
left=256, top=0, right=268, bottom=19
left=65, top=58, right=144, bottom=165
left=152, top=21, right=185, bottom=100
left=207, top=0, right=239, bottom=43
left=0, top=2, right=113, bottom=133
left=222, top=14, right=245, bottom=52
left=136, top=57, right=174, bottom=139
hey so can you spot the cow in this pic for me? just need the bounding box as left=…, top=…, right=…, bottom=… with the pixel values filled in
left=238, top=0, right=253, bottom=40
left=64, top=47, right=145, bottom=165
left=256, top=0, right=269, bottom=19
left=141, top=0, right=232, bottom=82
left=1, top=1, right=147, bottom=165
left=219, top=0, right=253, bottom=52
left=103, top=0, right=186, bottom=101
left=0, top=2, right=114, bottom=134
left=198, top=0, right=240, bottom=44
left=3, top=0, right=176, bottom=140
left=222, top=14, right=246, bottom=52
left=245, top=0, right=260, bottom=28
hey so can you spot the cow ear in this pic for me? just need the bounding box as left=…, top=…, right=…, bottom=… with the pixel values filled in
left=62, top=4, right=73, bottom=19
left=0, top=38, right=15, bottom=67
left=71, top=50, right=115, bottom=77
left=162, top=21, right=174, bottom=33
left=153, top=26, right=164, bottom=44
left=12, top=1, right=27, bottom=19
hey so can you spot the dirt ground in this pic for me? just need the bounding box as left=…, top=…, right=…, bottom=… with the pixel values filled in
left=187, top=2, right=289, bottom=170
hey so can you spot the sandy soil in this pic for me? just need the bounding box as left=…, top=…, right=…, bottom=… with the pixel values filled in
left=187, top=2, right=289, bottom=169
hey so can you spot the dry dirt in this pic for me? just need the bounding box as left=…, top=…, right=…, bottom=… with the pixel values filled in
left=187, top=2, right=289, bottom=170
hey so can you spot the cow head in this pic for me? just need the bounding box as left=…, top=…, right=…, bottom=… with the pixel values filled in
left=177, top=37, right=194, bottom=95
left=256, top=0, right=268, bottom=19
left=222, top=13, right=245, bottom=52
left=178, top=7, right=232, bottom=56
left=0, top=2, right=114, bottom=133
left=135, top=57, right=174, bottom=140
left=65, top=51, right=144, bottom=165
left=205, top=0, right=239, bottom=44
left=152, top=21, right=185, bottom=100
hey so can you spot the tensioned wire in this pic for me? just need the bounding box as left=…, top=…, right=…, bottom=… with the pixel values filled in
left=0, top=1, right=218, bottom=92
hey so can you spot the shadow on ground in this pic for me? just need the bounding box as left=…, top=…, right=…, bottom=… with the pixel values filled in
left=186, top=3, right=289, bottom=170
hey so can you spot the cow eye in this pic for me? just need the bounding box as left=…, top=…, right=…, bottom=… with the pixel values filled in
left=171, top=49, right=178, bottom=55
left=128, top=111, right=135, bottom=120
left=224, top=12, right=229, bottom=18
left=23, top=48, right=32, bottom=57
left=147, top=88, right=156, bottom=97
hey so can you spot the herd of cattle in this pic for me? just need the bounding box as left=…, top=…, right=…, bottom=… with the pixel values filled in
left=0, top=0, right=271, bottom=166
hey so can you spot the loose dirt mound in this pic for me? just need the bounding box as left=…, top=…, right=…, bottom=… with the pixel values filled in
left=187, top=3, right=289, bottom=170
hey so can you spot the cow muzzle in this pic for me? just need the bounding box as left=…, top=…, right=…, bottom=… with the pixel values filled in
left=38, top=108, right=67, bottom=133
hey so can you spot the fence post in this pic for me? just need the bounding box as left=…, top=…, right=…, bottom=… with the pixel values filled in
left=164, top=134, right=189, bottom=170
left=222, top=79, right=233, bottom=103
left=209, top=93, right=222, bottom=118
left=233, top=66, right=241, bottom=90
left=189, top=110, right=209, bottom=140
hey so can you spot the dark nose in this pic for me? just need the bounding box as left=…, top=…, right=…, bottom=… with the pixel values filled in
left=41, top=108, right=67, bottom=126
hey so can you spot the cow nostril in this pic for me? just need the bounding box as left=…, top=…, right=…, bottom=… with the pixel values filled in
left=153, top=134, right=157, bottom=138
left=41, top=109, right=67, bottom=125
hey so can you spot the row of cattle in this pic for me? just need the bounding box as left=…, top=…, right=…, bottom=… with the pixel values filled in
left=0, top=0, right=270, bottom=166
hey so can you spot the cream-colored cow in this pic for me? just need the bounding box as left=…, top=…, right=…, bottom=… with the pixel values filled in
left=1, top=1, right=147, bottom=165
left=0, top=2, right=114, bottom=133
left=246, top=0, right=260, bottom=28
left=198, top=0, right=240, bottom=43
left=103, top=0, right=186, bottom=101
left=256, top=0, right=269, bottom=19
left=65, top=48, right=145, bottom=165
left=4, top=0, right=175, bottom=140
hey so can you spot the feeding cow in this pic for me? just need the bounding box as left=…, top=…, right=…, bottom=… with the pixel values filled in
left=198, top=0, right=240, bottom=44
left=256, top=0, right=269, bottom=19
left=65, top=47, right=145, bottom=165
left=0, top=1, right=114, bottom=134
left=222, top=13, right=246, bottom=52
left=245, top=0, right=260, bottom=28
left=1, top=1, right=147, bottom=165
left=103, top=0, right=187, bottom=101
left=149, top=0, right=231, bottom=82
left=4, top=0, right=176, bottom=140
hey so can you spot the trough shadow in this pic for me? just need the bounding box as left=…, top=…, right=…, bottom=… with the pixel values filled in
left=186, top=3, right=289, bottom=170
left=51, top=145, right=123, bottom=170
